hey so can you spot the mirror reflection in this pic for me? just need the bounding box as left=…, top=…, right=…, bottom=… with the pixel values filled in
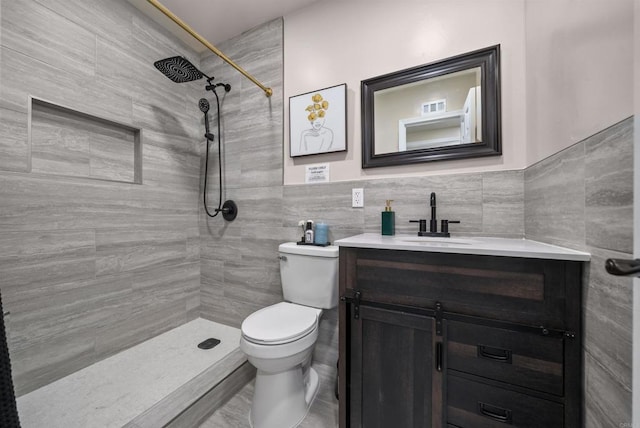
left=374, top=67, right=482, bottom=154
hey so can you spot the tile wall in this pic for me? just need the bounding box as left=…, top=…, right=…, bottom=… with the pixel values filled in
left=197, top=18, right=287, bottom=329
left=0, top=0, right=204, bottom=395
left=525, top=117, right=634, bottom=427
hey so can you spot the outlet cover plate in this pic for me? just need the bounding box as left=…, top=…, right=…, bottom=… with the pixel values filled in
left=352, top=188, right=364, bottom=208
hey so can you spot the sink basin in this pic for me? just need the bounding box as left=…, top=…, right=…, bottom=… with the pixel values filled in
left=394, top=237, right=477, bottom=245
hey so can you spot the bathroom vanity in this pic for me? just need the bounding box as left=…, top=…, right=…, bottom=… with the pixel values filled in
left=335, top=234, right=590, bottom=428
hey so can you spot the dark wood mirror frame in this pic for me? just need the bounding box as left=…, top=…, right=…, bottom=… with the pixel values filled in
left=361, top=45, right=501, bottom=168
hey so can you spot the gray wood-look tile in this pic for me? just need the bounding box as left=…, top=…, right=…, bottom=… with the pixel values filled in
left=30, top=100, right=138, bottom=183
left=95, top=228, right=188, bottom=276
left=482, top=170, right=524, bottom=236
left=198, top=20, right=286, bottom=331
left=0, top=173, right=129, bottom=232
left=283, top=182, right=365, bottom=240
left=94, top=298, right=187, bottom=362
left=584, top=117, right=633, bottom=254
left=523, top=121, right=634, bottom=428
left=200, top=22, right=283, bottom=192
left=0, top=107, right=29, bottom=172
left=33, top=0, right=135, bottom=47
left=143, top=135, right=201, bottom=192
left=129, top=348, right=250, bottom=428
left=166, top=362, right=256, bottom=428
left=222, top=261, right=282, bottom=308
left=0, top=46, right=133, bottom=125
left=200, top=259, right=224, bottom=292
left=11, top=327, right=96, bottom=397
left=131, top=13, right=201, bottom=73
left=199, top=223, right=243, bottom=264
left=199, top=361, right=338, bottom=428
left=364, top=174, right=483, bottom=235
left=213, top=186, right=284, bottom=229
left=1, top=0, right=96, bottom=77
left=524, top=142, right=586, bottom=250
left=585, top=351, right=632, bottom=428
left=132, top=101, right=200, bottom=143
left=201, top=294, right=264, bottom=329
left=233, top=139, right=283, bottom=190
left=8, top=274, right=133, bottom=395
left=0, top=230, right=96, bottom=292
left=239, top=226, right=290, bottom=265
left=186, top=226, right=201, bottom=263
left=130, top=16, right=203, bottom=141
left=583, top=247, right=632, bottom=393
left=314, top=308, right=338, bottom=367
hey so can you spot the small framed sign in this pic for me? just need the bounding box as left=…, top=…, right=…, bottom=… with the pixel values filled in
left=289, top=83, right=347, bottom=157
left=305, top=163, right=330, bottom=184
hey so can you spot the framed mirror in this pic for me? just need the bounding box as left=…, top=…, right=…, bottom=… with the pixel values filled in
left=361, top=45, right=501, bottom=168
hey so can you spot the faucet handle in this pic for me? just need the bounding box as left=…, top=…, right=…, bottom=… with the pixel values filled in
left=409, top=219, right=427, bottom=233
left=441, top=220, right=460, bottom=234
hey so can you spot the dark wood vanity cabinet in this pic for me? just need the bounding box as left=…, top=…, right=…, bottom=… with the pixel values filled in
left=338, top=247, right=583, bottom=428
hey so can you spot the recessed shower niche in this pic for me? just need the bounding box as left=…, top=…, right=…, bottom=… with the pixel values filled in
left=29, top=97, right=142, bottom=184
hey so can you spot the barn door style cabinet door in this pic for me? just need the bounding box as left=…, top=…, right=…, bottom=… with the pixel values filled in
left=338, top=246, right=584, bottom=428
left=345, top=301, right=441, bottom=427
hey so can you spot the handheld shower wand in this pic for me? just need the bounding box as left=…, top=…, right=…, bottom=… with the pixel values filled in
left=199, top=98, right=215, bottom=141
left=199, top=96, right=238, bottom=221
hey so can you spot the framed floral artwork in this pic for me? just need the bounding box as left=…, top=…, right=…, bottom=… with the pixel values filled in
left=289, top=83, right=347, bottom=157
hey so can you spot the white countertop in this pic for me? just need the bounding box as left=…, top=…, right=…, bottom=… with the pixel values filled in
left=334, top=233, right=590, bottom=261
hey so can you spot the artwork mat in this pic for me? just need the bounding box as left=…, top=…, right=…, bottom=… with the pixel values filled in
left=289, top=83, right=347, bottom=157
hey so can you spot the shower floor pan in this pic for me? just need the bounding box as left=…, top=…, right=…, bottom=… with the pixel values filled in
left=17, top=318, right=254, bottom=428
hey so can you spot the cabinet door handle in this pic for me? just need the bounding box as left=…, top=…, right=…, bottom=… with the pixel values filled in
left=477, top=345, right=512, bottom=364
left=436, top=342, right=443, bottom=372
left=477, top=402, right=513, bottom=424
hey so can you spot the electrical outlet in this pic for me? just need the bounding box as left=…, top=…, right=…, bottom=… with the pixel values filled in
left=352, top=188, right=364, bottom=208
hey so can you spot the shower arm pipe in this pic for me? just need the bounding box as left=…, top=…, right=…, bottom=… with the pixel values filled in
left=146, top=0, right=273, bottom=97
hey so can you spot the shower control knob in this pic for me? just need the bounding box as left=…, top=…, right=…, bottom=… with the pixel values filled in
left=220, top=200, right=238, bottom=222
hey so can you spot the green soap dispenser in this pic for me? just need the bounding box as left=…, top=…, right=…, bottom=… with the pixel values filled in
left=381, top=199, right=395, bottom=236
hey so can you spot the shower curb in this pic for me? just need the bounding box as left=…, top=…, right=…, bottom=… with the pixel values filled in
left=124, top=348, right=254, bottom=428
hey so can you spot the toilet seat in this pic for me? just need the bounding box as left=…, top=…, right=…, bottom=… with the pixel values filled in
left=241, top=302, right=319, bottom=345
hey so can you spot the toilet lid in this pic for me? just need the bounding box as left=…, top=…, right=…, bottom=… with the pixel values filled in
left=241, top=302, right=318, bottom=345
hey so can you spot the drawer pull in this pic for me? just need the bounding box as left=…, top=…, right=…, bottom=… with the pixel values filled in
left=477, top=345, right=512, bottom=364
left=478, top=401, right=513, bottom=424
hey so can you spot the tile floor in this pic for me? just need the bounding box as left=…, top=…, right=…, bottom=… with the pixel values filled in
left=200, top=362, right=339, bottom=427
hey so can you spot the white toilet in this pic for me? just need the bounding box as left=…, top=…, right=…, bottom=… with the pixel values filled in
left=240, top=242, right=339, bottom=428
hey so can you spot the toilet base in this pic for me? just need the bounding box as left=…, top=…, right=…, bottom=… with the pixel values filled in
left=249, top=366, right=320, bottom=428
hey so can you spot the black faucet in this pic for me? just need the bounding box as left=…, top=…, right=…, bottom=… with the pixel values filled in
left=429, top=192, right=438, bottom=233
left=409, top=192, right=460, bottom=237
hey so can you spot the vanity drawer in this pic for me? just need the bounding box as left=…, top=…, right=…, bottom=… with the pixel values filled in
left=447, top=375, right=564, bottom=427
left=447, top=320, right=564, bottom=396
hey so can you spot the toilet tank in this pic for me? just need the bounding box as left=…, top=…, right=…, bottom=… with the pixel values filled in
left=279, top=243, right=339, bottom=309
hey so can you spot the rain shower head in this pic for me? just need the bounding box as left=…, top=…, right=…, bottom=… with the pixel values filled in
left=198, top=98, right=210, bottom=113
left=154, top=56, right=204, bottom=83
left=155, top=56, right=232, bottom=96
